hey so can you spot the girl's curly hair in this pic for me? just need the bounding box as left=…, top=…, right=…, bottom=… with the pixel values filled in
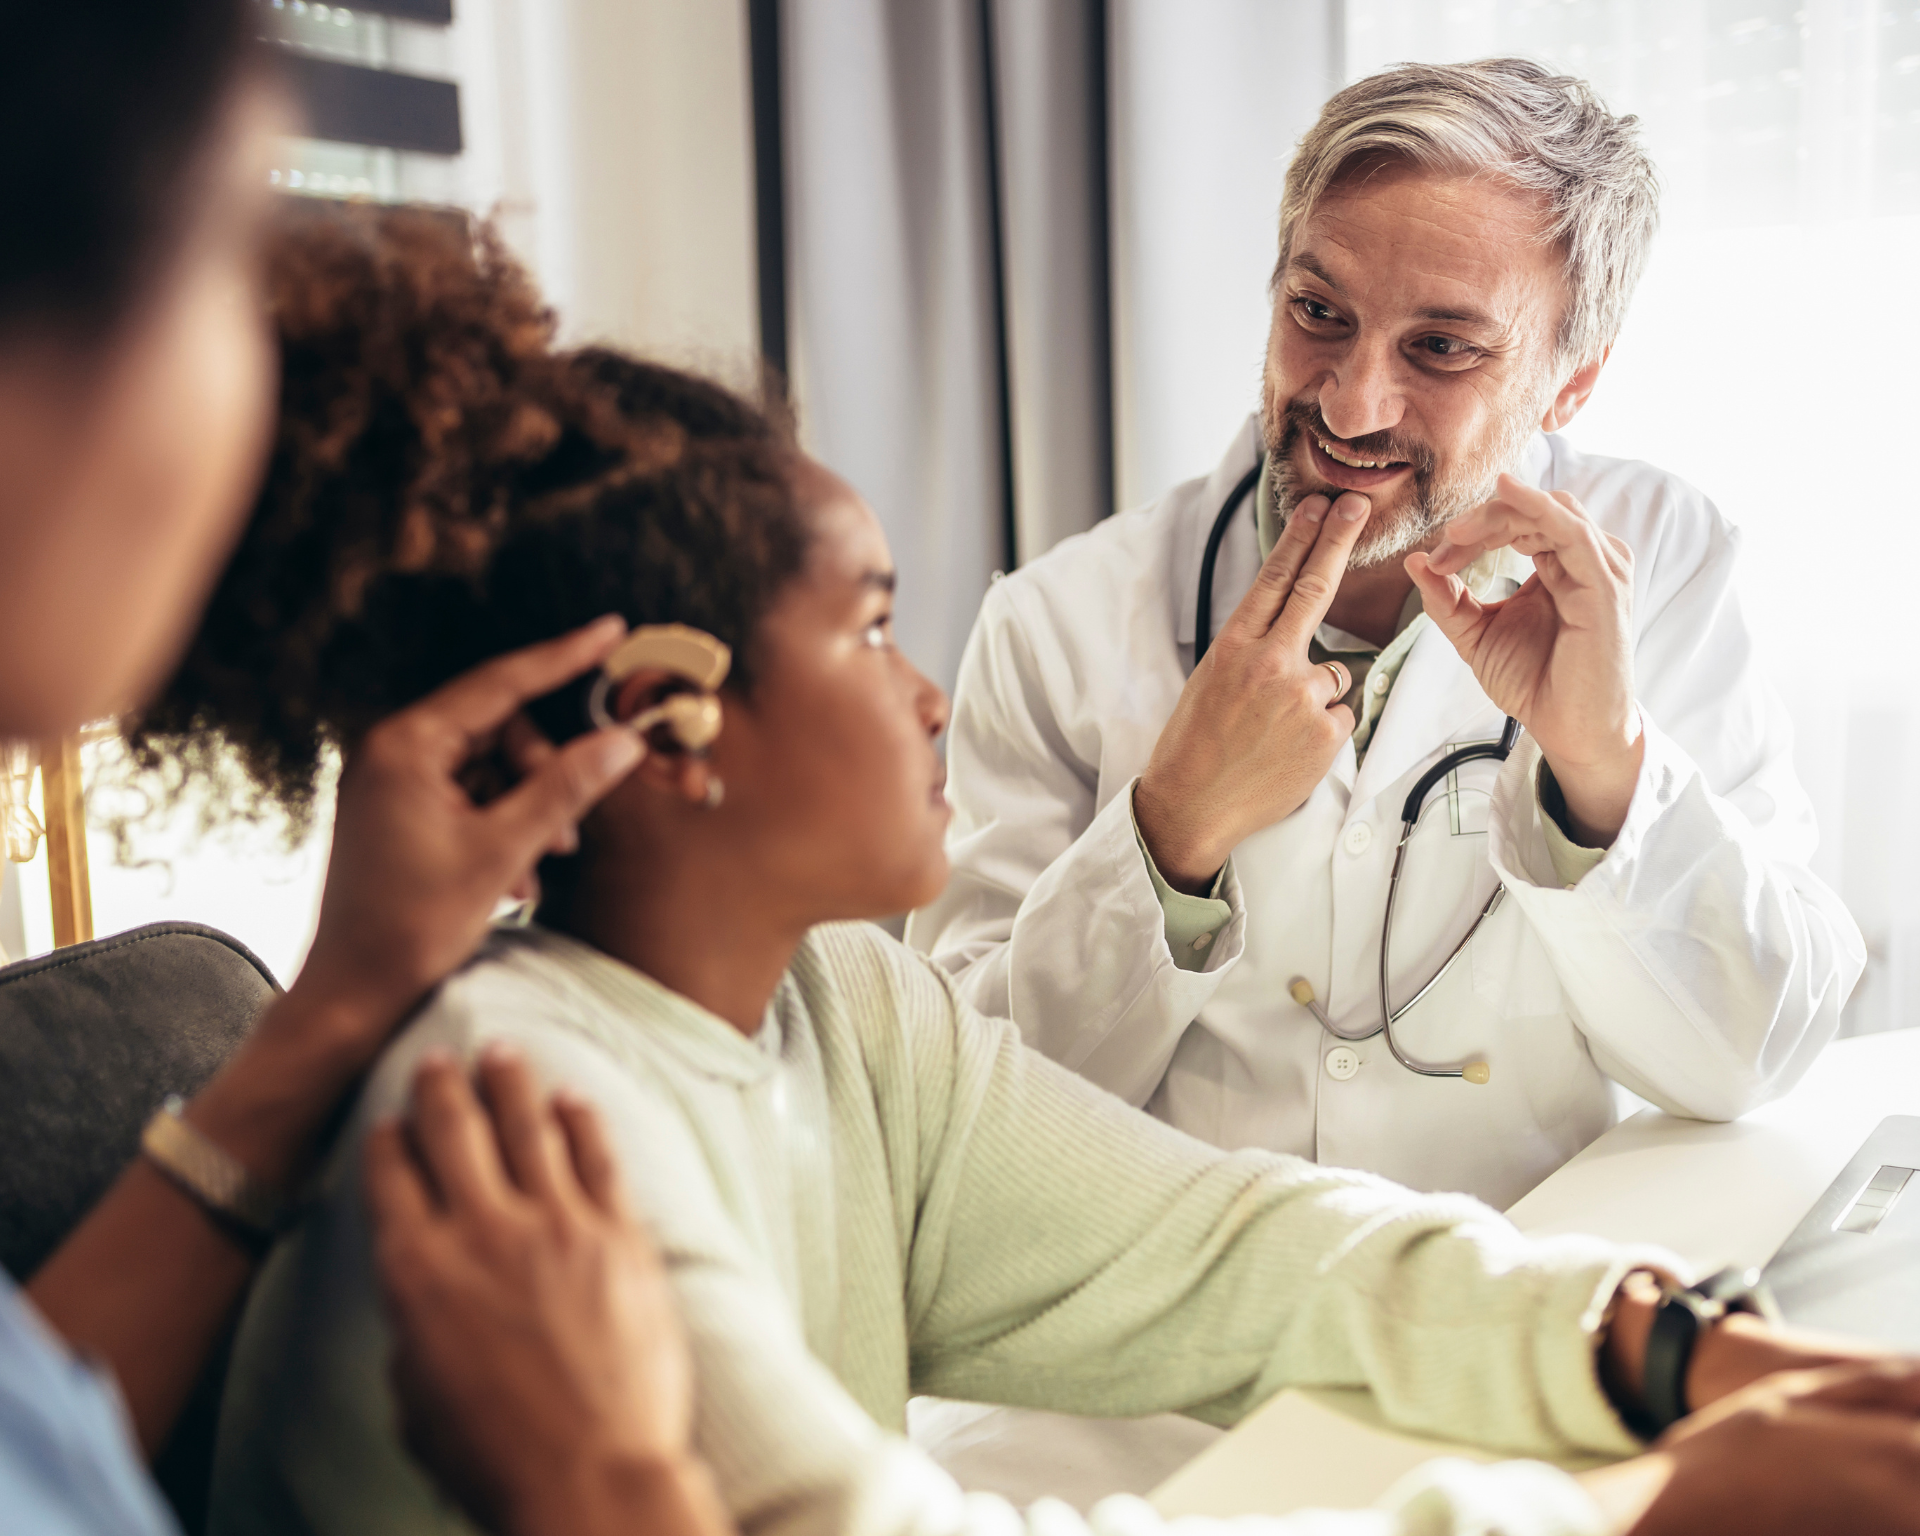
left=123, top=199, right=806, bottom=836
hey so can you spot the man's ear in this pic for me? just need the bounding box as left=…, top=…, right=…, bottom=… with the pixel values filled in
left=1539, top=345, right=1610, bottom=433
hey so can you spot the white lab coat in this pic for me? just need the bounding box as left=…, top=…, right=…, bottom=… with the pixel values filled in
left=908, top=415, right=1865, bottom=1211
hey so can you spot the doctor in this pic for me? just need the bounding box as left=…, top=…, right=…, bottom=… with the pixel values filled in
left=908, top=58, right=1865, bottom=1213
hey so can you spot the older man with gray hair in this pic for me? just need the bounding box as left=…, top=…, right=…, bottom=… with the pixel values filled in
left=906, top=52, right=1867, bottom=1507
left=913, top=58, right=1863, bottom=1213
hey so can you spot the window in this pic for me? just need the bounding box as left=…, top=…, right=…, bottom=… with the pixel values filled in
left=1345, top=1, right=1920, bottom=1030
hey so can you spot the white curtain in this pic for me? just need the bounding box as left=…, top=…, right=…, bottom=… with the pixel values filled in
left=782, top=1, right=1010, bottom=696
left=781, top=0, right=1116, bottom=692
left=1343, top=0, right=1920, bottom=1032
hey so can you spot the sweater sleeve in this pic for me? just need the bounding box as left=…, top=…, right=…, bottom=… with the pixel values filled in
left=865, top=941, right=1653, bottom=1465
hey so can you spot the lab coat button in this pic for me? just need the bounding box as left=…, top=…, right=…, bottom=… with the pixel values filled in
left=1343, top=821, right=1373, bottom=856
left=1191, top=931, right=1213, bottom=952
left=1325, top=1046, right=1361, bottom=1080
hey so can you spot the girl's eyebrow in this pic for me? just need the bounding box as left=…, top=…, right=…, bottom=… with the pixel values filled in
left=858, top=570, right=897, bottom=594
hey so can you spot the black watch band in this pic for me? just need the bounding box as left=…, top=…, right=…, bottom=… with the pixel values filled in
left=1631, top=1266, right=1780, bottom=1440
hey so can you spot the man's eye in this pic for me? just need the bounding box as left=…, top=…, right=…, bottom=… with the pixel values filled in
left=1416, top=335, right=1479, bottom=365
left=1293, top=297, right=1341, bottom=326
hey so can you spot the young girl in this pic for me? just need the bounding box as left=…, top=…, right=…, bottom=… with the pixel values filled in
left=175, top=204, right=1851, bottom=1536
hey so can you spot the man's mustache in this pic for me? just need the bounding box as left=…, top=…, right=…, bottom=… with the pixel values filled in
left=1281, top=401, right=1436, bottom=477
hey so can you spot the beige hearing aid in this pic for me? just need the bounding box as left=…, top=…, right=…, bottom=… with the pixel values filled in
left=587, top=623, right=732, bottom=751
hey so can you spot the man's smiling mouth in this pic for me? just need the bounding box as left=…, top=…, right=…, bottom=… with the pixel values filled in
left=1316, top=435, right=1405, bottom=471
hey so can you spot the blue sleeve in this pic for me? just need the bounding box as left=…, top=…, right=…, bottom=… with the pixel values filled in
left=0, top=1276, right=180, bottom=1536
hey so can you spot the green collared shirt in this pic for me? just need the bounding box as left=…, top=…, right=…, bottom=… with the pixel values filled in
left=1142, top=464, right=1605, bottom=972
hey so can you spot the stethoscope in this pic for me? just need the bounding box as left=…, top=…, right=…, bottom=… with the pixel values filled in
left=1195, top=456, right=1516, bottom=1084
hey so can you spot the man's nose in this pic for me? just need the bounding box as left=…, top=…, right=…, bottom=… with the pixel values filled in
left=1318, top=335, right=1404, bottom=442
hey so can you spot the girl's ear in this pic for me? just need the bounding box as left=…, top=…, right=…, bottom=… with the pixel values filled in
left=609, top=667, right=725, bottom=809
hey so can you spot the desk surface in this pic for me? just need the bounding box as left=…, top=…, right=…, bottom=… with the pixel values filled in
left=1151, top=1030, right=1920, bottom=1520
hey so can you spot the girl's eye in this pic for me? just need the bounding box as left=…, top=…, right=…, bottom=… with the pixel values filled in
left=862, top=617, right=894, bottom=650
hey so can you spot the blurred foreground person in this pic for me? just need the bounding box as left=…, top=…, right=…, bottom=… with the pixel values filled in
left=0, top=6, right=707, bottom=1534
left=163, top=200, right=1920, bottom=1536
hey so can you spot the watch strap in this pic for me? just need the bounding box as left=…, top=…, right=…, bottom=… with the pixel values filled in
left=1639, top=1285, right=1708, bottom=1435
left=140, top=1095, right=290, bottom=1253
left=1635, top=1266, right=1780, bottom=1439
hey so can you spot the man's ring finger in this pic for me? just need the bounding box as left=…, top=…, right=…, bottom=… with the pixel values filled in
left=1320, top=660, right=1350, bottom=704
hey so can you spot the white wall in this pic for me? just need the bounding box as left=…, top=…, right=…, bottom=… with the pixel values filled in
left=1341, top=0, right=1920, bottom=1031
left=1107, top=0, right=1339, bottom=512
left=456, top=0, right=759, bottom=365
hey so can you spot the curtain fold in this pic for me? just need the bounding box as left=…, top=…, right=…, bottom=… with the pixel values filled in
left=776, top=0, right=1341, bottom=687
left=782, top=0, right=1011, bottom=693
left=987, top=0, right=1113, bottom=566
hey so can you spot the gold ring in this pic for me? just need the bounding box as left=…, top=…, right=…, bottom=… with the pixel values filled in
left=1321, top=660, right=1350, bottom=701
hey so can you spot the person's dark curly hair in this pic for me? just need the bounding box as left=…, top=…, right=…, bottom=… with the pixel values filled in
left=123, top=199, right=808, bottom=837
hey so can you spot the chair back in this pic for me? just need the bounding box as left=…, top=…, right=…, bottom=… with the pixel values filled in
left=0, top=921, right=278, bottom=1533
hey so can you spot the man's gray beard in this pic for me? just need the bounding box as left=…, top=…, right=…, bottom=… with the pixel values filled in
left=1266, top=397, right=1543, bottom=570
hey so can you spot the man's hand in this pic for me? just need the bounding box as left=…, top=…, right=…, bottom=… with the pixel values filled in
left=293, top=616, right=643, bottom=1031
left=1134, top=491, right=1372, bottom=892
left=366, top=1047, right=725, bottom=1536
left=1407, top=473, right=1642, bottom=846
left=1581, top=1364, right=1920, bottom=1536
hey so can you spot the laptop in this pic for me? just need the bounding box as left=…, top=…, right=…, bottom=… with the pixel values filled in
left=1763, top=1115, right=1920, bottom=1350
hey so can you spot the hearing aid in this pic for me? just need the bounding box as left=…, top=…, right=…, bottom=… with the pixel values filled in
left=586, top=624, right=732, bottom=752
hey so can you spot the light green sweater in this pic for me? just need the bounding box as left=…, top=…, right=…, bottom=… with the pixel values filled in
left=211, top=922, right=1655, bottom=1536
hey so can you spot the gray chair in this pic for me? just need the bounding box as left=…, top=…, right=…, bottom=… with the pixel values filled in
left=0, top=921, right=278, bottom=1533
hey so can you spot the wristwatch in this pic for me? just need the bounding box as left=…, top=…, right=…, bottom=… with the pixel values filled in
left=1629, top=1265, right=1782, bottom=1439
left=140, top=1095, right=294, bottom=1255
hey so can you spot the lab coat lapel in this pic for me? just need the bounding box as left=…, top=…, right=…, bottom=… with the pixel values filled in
left=1348, top=621, right=1502, bottom=817
left=1175, top=416, right=1265, bottom=650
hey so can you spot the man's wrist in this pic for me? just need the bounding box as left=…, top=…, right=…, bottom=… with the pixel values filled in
left=1543, top=722, right=1645, bottom=848
left=1132, top=777, right=1227, bottom=895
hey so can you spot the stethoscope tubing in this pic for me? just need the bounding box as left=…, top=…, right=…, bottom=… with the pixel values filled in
left=1195, top=456, right=1517, bottom=1081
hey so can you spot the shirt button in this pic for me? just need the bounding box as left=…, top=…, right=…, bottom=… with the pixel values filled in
left=1370, top=670, right=1390, bottom=694
left=1343, top=821, right=1373, bottom=856
left=1191, top=931, right=1213, bottom=952
left=1325, top=1046, right=1361, bottom=1080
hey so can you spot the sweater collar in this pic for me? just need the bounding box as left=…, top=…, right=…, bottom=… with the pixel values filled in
left=503, top=925, right=786, bottom=1086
